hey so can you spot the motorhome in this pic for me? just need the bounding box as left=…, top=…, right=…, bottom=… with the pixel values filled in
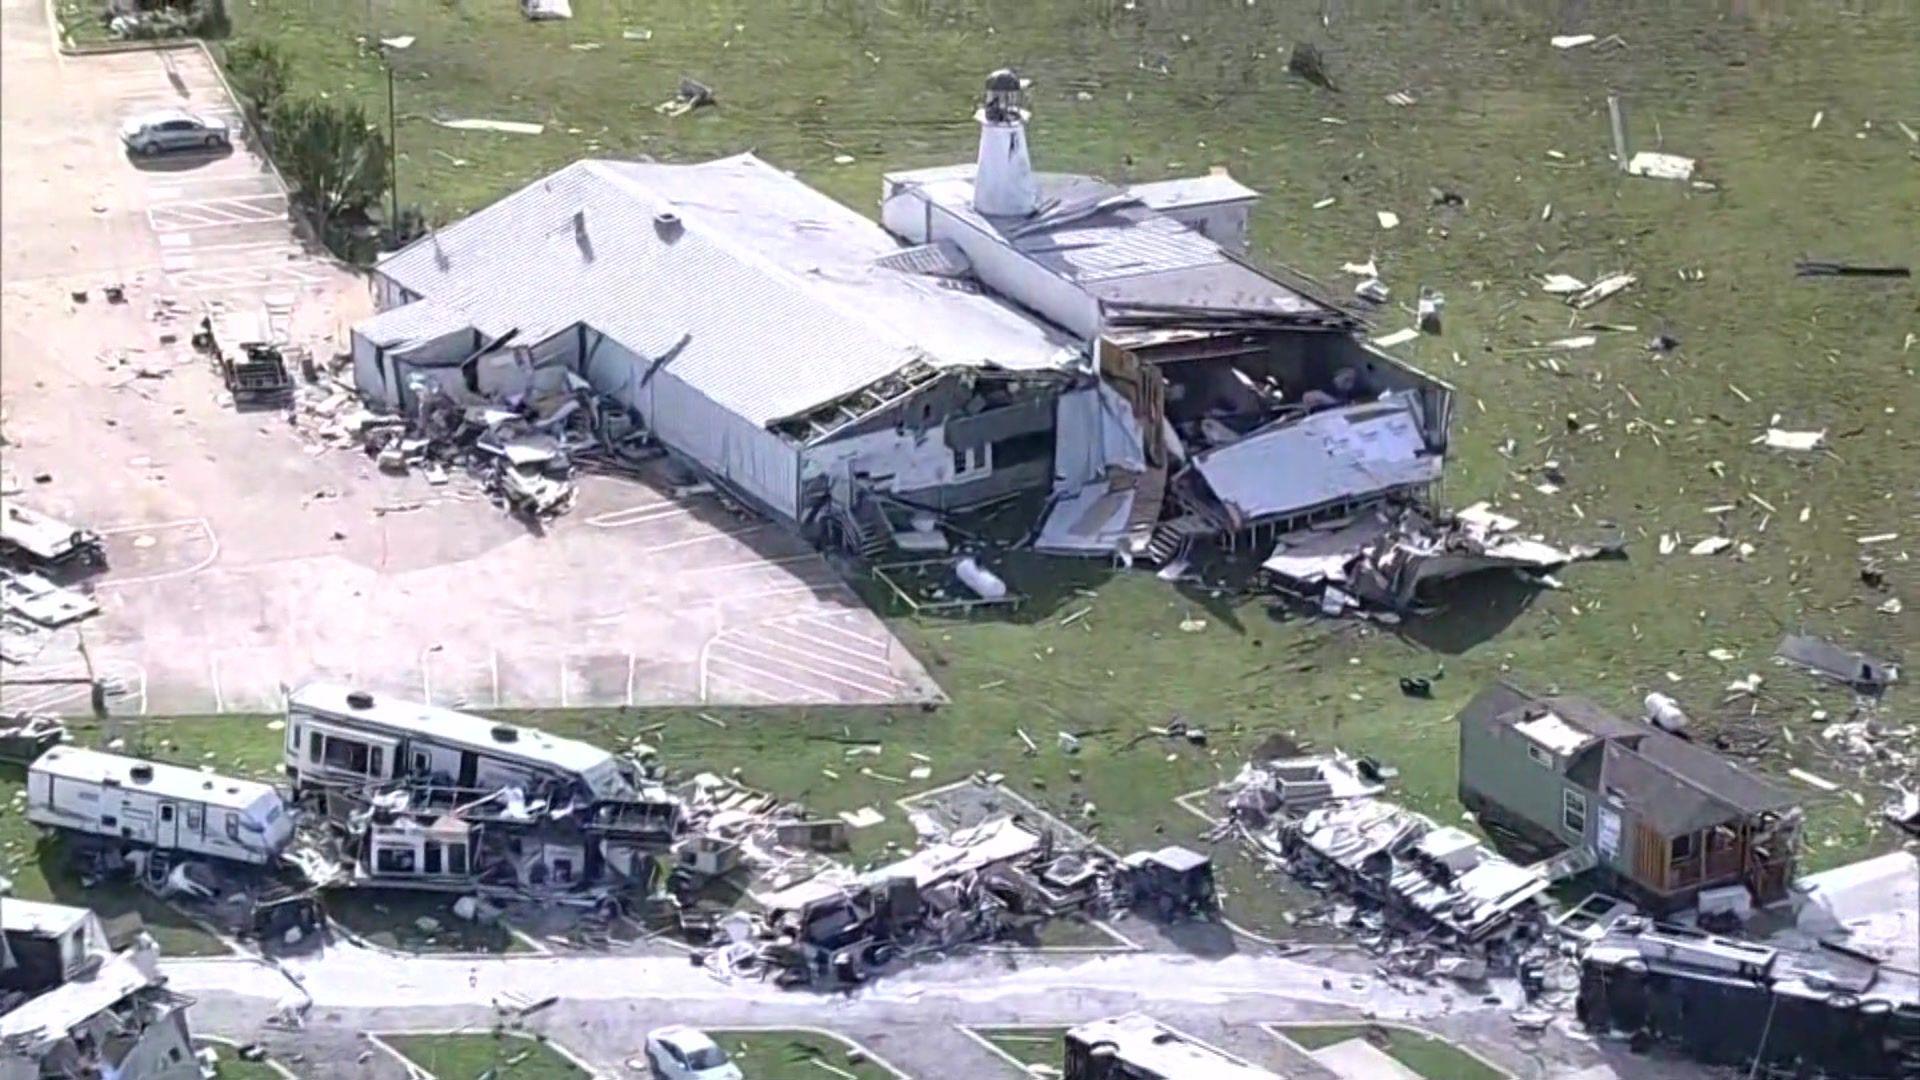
left=284, top=682, right=638, bottom=803
left=25, top=747, right=293, bottom=867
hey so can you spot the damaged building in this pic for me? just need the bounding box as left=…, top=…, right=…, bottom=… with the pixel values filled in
left=348, top=69, right=1452, bottom=563
left=1, top=896, right=200, bottom=1080
left=881, top=71, right=1453, bottom=559
left=351, top=147, right=1083, bottom=547
left=1458, top=682, right=1802, bottom=914
left=284, top=683, right=684, bottom=899
left=1577, top=918, right=1920, bottom=1079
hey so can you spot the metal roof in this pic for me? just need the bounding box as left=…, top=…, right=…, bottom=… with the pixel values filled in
left=0, top=897, right=92, bottom=939
left=372, top=155, right=1077, bottom=428
left=353, top=296, right=472, bottom=350
left=1066, top=1014, right=1281, bottom=1079
left=30, top=747, right=280, bottom=811
left=1183, top=394, right=1442, bottom=527
left=884, top=166, right=1329, bottom=319
left=1128, top=172, right=1261, bottom=211
left=1602, top=735, right=1800, bottom=836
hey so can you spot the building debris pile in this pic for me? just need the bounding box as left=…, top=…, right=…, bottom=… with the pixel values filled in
left=1222, top=752, right=1550, bottom=966
left=1577, top=918, right=1920, bottom=1079
left=1, top=895, right=203, bottom=1080
left=1262, top=501, right=1615, bottom=620
left=695, top=811, right=1216, bottom=988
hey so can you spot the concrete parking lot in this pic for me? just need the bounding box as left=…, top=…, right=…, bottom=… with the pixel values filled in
left=0, top=0, right=939, bottom=714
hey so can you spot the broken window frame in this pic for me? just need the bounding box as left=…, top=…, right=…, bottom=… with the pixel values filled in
left=1527, top=743, right=1554, bottom=769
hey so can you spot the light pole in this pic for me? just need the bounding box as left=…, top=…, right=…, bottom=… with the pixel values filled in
left=378, top=36, right=413, bottom=235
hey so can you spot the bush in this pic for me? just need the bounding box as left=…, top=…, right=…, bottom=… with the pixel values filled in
left=223, top=38, right=289, bottom=116
left=111, top=0, right=227, bottom=41
left=269, top=97, right=390, bottom=233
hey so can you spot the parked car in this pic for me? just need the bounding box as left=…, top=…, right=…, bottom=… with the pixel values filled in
left=643, top=1027, right=743, bottom=1080
left=120, top=109, right=229, bottom=155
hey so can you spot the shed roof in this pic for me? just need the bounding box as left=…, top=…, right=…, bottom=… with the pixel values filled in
left=0, top=897, right=92, bottom=940
left=1128, top=172, right=1261, bottom=211
left=30, top=747, right=280, bottom=812
left=1602, top=735, right=1800, bottom=836
left=372, top=154, right=1077, bottom=429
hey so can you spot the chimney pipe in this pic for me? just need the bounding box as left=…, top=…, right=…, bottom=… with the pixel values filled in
left=973, top=68, right=1037, bottom=218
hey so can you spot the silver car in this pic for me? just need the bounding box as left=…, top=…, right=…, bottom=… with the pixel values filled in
left=120, top=109, right=230, bottom=155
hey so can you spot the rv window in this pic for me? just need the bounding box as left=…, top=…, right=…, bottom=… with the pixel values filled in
left=412, top=751, right=430, bottom=775
left=226, top=813, right=240, bottom=841
left=375, top=847, right=417, bottom=874
left=186, top=806, right=203, bottom=831
left=322, top=735, right=372, bottom=775
left=1562, top=789, right=1588, bottom=836
left=309, top=731, right=322, bottom=761
left=102, top=815, right=117, bottom=828
left=160, top=805, right=174, bottom=822
left=554, top=858, right=574, bottom=883
left=369, top=747, right=385, bottom=777
left=449, top=844, right=467, bottom=875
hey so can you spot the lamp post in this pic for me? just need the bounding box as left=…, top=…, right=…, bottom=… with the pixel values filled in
left=377, top=36, right=413, bottom=235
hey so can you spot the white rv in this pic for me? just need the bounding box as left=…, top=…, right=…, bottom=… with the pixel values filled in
left=26, top=747, right=294, bottom=867
left=284, top=683, right=639, bottom=799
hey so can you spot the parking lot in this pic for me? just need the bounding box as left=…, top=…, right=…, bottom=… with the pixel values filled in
left=0, top=11, right=939, bottom=715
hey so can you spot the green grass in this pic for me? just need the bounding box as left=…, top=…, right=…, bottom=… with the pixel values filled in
left=52, top=0, right=111, bottom=46
left=328, top=888, right=529, bottom=954
left=709, top=1031, right=895, bottom=1079
left=382, top=1032, right=587, bottom=1079
left=1278, top=1024, right=1507, bottom=1080
left=976, top=1028, right=1066, bottom=1071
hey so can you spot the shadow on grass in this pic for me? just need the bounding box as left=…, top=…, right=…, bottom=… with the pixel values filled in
left=1394, top=573, right=1543, bottom=655
left=27, top=836, right=233, bottom=957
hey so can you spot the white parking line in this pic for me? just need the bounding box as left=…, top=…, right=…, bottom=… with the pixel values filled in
left=148, top=193, right=287, bottom=232
left=168, top=264, right=330, bottom=291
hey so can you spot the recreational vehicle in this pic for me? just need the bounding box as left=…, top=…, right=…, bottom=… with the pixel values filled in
left=284, top=682, right=638, bottom=802
left=26, top=747, right=294, bottom=866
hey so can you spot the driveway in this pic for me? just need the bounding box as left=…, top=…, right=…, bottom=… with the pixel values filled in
left=0, top=0, right=939, bottom=713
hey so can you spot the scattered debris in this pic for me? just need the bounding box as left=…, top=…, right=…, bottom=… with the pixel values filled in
left=432, top=118, right=547, bottom=136
left=1794, top=259, right=1911, bottom=279
left=1375, top=210, right=1400, bottom=230
left=1688, top=536, right=1731, bottom=556
left=1373, top=327, right=1420, bottom=348
left=1569, top=273, right=1635, bottom=309
left=1760, top=428, right=1826, bottom=452
left=656, top=77, right=716, bottom=117
left=1787, top=767, right=1838, bottom=792
left=1416, top=288, right=1444, bottom=334
left=1550, top=34, right=1597, bottom=49
left=0, top=570, right=99, bottom=627
left=1540, top=273, right=1587, bottom=295
left=1, top=501, right=106, bottom=572
left=1625, top=152, right=1695, bottom=181
left=520, top=0, right=571, bottom=20
left=1775, top=633, right=1899, bottom=694
left=1286, top=43, right=1338, bottom=92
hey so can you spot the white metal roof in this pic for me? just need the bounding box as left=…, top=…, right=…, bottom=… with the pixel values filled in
left=1189, top=394, right=1441, bottom=524
left=1514, top=711, right=1594, bottom=757
left=287, top=682, right=618, bottom=779
left=353, top=296, right=473, bottom=350
left=371, top=154, right=1077, bottom=428
left=30, top=747, right=280, bottom=811
left=0, top=952, right=158, bottom=1043
left=1128, top=172, right=1261, bottom=211
left=1066, top=1014, right=1281, bottom=1079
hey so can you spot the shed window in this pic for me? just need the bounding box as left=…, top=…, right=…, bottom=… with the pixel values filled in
left=375, top=847, right=416, bottom=874
left=1670, top=832, right=1696, bottom=861
left=1526, top=744, right=1553, bottom=769
left=1562, top=789, right=1588, bottom=836
left=951, top=444, right=991, bottom=480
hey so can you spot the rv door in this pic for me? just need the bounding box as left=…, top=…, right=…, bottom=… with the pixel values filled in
left=157, top=802, right=179, bottom=848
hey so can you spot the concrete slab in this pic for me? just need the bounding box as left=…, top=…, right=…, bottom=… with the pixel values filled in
left=0, top=9, right=940, bottom=715
left=1312, top=1038, right=1425, bottom=1080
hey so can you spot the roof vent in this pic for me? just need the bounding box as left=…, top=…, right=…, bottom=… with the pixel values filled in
left=130, top=764, right=154, bottom=783
left=973, top=67, right=1038, bottom=218
left=491, top=724, right=520, bottom=743
left=653, top=209, right=683, bottom=242
left=346, top=690, right=375, bottom=710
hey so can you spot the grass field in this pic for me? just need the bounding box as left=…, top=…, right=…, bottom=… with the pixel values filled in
left=381, top=1032, right=587, bottom=1079
left=1277, top=1023, right=1508, bottom=1080
left=5, top=0, right=1912, bottom=955
left=709, top=1030, right=897, bottom=1079
left=974, top=1027, right=1067, bottom=1071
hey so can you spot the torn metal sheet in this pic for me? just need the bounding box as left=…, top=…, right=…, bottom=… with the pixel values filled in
left=1626, top=152, right=1695, bottom=181
left=1178, top=393, right=1440, bottom=531
left=432, top=117, right=547, bottom=136
left=1760, top=428, right=1826, bottom=451
left=1775, top=633, right=1899, bottom=693
left=1570, top=272, right=1636, bottom=309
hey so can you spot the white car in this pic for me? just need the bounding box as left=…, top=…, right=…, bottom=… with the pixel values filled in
left=643, top=1026, right=743, bottom=1080
left=120, top=109, right=230, bottom=155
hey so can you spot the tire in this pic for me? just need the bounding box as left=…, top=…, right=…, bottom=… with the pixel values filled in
left=204, top=135, right=220, bottom=149
left=139, top=141, right=159, bottom=156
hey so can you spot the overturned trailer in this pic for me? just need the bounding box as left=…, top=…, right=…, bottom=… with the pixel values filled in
left=1577, top=918, right=1920, bottom=1079
left=1063, top=1014, right=1281, bottom=1080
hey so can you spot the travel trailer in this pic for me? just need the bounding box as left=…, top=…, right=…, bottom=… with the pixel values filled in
left=25, top=747, right=294, bottom=867
left=284, top=682, right=640, bottom=803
